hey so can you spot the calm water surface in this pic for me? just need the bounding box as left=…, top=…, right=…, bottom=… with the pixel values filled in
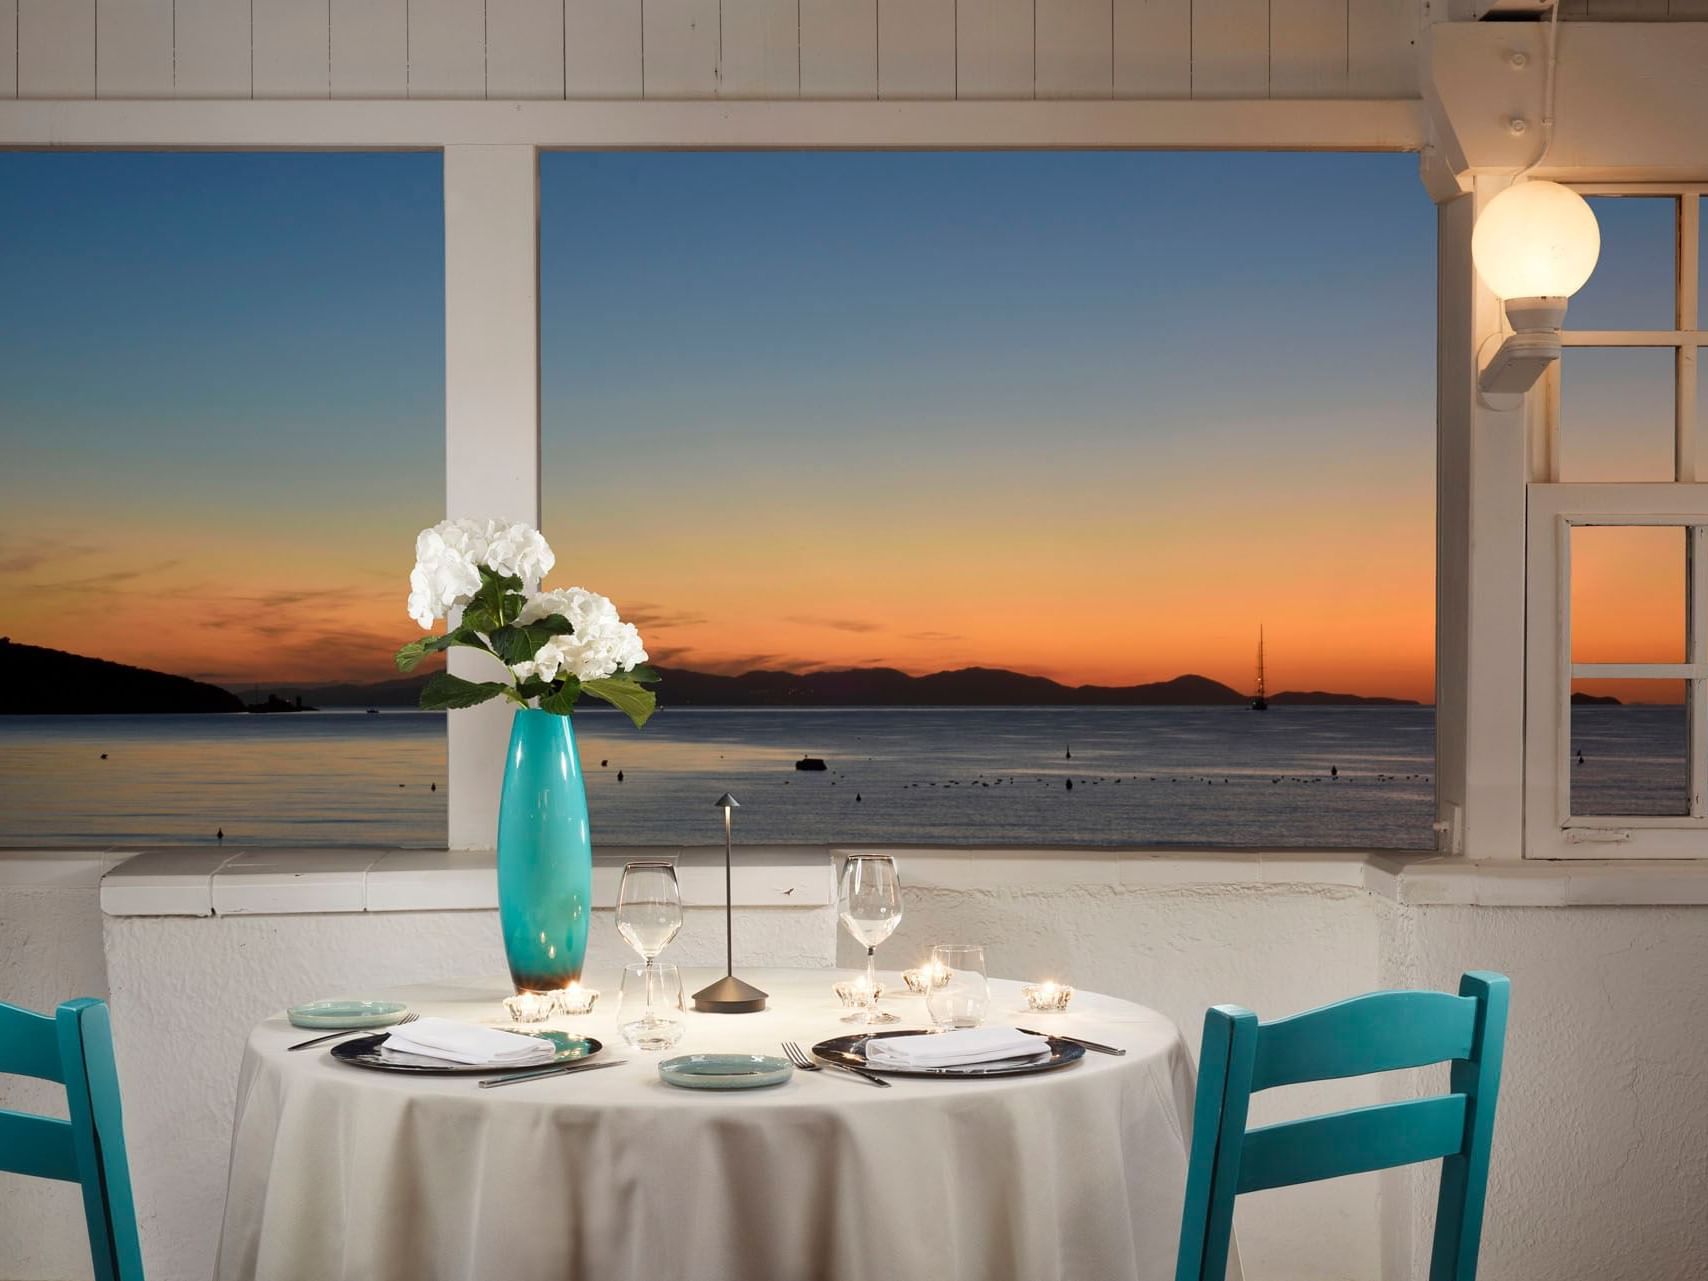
left=0, top=705, right=1680, bottom=851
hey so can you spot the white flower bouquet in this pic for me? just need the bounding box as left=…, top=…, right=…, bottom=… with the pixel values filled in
left=394, top=519, right=657, bottom=726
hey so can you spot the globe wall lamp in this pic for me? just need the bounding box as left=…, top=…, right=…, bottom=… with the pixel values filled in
left=1472, top=179, right=1601, bottom=406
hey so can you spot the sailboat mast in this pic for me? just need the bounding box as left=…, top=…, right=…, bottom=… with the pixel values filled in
left=1251, top=626, right=1269, bottom=711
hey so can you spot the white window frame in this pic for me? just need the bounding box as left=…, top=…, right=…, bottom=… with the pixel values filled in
left=1525, top=485, right=1708, bottom=858
left=1525, top=184, right=1708, bottom=859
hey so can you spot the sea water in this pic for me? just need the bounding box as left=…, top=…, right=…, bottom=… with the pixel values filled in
left=0, top=704, right=1682, bottom=851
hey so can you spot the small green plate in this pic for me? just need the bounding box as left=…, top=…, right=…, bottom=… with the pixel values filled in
left=659, top=1054, right=794, bottom=1090
left=287, top=1000, right=409, bottom=1030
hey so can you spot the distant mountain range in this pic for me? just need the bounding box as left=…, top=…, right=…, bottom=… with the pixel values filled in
left=277, top=664, right=1421, bottom=709
left=0, top=643, right=1429, bottom=713
left=0, top=639, right=243, bottom=713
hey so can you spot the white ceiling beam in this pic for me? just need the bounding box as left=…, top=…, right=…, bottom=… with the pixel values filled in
left=0, top=96, right=1427, bottom=150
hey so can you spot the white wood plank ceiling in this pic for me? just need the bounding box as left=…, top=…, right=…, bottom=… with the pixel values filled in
left=4, top=0, right=1430, bottom=102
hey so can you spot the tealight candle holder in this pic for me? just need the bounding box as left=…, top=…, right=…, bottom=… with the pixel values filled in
left=1022, top=981, right=1075, bottom=1012
left=833, top=978, right=887, bottom=1009
left=555, top=983, right=599, bottom=1017
left=504, top=992, right=557, bottom=1024
left=903, top=961, right=952, bottom=994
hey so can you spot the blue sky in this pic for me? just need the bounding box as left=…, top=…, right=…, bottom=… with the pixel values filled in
left=0, top=148, right=1472, bottom=693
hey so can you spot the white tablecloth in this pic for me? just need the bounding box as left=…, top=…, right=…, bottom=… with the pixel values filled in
left=216, top=969, right=1228, bottom=1281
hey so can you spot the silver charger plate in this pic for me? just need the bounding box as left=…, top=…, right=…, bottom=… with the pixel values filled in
left=810, top=1030, right=1085, bottom=1078
left=331, top=1029, right=601, bottom=1075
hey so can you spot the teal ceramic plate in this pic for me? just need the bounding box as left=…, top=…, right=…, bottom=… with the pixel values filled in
left=659, top=1054, right=794, bottom=1090
left=287, top=1000, right=409, bottom=1030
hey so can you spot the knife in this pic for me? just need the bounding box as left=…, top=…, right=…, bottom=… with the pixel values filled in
left=1019, top=1028, right=1127, bottom=1056
left=478, top=1058, right=628, bottom=1088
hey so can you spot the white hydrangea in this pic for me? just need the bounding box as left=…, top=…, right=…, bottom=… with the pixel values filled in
left=405, top=519, right=556, bottom=629
left=511, top=587, right=649, bottom=684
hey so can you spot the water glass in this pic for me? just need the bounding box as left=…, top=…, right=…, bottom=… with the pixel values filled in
left=924, top=944, right=990, bottom=1030
left=617, top=861, right=683, bottom=966
left=618, top=961, right=687, bottom=1051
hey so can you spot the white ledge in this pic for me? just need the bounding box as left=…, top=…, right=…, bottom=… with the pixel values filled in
left=95, top=846, right=836, bottom=917
left=74, top=846, right=1708, bottom=916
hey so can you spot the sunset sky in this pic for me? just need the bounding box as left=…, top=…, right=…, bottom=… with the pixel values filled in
left=0, top=153, right=1676, bottom=703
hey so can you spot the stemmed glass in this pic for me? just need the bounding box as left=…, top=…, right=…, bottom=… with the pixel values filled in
left=616, top=861, right=683, bottom=974
left=838, top=854, right=903, bottom=1025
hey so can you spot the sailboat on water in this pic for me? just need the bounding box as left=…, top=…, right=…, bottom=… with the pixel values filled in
left=1250, top=627, right=1269, bottom=712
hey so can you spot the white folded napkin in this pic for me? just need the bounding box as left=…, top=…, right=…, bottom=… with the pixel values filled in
left=382, top=1017, right=558, bottom=1066
left=863, top=1027, right=1051, bottom=1069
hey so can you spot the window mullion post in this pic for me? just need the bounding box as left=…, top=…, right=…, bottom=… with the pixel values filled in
left=1678, top=195, right=1699, bottom=484
left=443, top=144, right=543, bottom=851
left=1691, top=527, right=1708, bottom=818
left=1439, top=178, right=1530, bottom=859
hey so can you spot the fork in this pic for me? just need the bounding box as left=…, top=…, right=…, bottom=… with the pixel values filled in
left=288, top=1011, right=418, bottom=1052
left=781, top=1040, right=890, bottom=1088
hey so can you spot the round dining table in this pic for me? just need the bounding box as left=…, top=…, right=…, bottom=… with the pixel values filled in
left=216, top=968, right=1231, bottom=1281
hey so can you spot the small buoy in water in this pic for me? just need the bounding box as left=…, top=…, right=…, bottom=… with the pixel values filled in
left=601, top=759, right=609, bottom=768
left=100, top=753, right=108, bottom=760
left=398, top=783, right=405, bottom=788
left=1065, top=744, right=1072, bottom=760
left=430, top=782, right=437, bottom=791
left=856, top=793, right=862, bottom=802
left=1331, top=765, right=1339, bottom=778
left=617, top=770, right=625, bottom=782
left=216, top=828, right=224, bottom=842
left=1065, top=778, right=1073, bottom=791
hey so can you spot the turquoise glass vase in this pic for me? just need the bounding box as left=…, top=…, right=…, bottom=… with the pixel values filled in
left=496, top=708, right=592, bottom=994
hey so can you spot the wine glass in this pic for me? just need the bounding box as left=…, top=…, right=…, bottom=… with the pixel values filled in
left=617, top=861, right=682, bottom=973
left=924, top=943, right=990, bottom=1029
left=838, top=855, right=903, bottom=1025
left=618, top=962, right=687, bottom=1050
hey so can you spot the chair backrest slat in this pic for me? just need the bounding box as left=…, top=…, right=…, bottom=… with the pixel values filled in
left=0, top=1001, right=67, bottom=1083
left=1250, top=989, right=1478, bottom=1091
left=1176, top=971, right=1509, bottom=1281
left=1237, top=1094, right=1468, bottom=1194
left=0, top=999, right=144, bottom=1281
left=0, top=1110, right=81, bottom=1182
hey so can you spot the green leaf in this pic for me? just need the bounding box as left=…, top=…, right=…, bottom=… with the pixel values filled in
left=624, top=663, right=662, bottom=685
left=539, top=678, right=582, bottom=716
left=395, top=624, right=487, bottom=672
left=514, top=678, right=553, bottom=702
left=468, top=566, right=526, bottom=630
left=582, top=677, right=657, bottom=728
left=489, top=619, right=573, bottom=668
left=418, top=673, right=510, bottom=710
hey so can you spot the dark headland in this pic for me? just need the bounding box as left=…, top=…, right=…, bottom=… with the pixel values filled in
left=0, top=640, right=243, bottom=714
left=0, top=644, right=1431, bottom=713
left=280, top=665, right=1423, bottom=709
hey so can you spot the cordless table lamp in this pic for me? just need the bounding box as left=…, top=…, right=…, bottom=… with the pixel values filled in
left=692, top=794, right=768, bottom=1013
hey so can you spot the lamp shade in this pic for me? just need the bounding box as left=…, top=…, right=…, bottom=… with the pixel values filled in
left=1471, top=180, right=1601, bottom=302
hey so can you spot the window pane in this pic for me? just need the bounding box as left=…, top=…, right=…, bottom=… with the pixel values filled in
left=1559, top=346, right=1676, bottom=482
left=1570, top=526, right=1686, bottom=664
left=0, top=153, right=446, bottom=847
left=1699, top=198, right=1707, bottom=331
left=1566, top=197, right=1676, bottom=332
left=1570, top=681, right=1688, bottom=816
left=541, top=152, right=1437, bottom=850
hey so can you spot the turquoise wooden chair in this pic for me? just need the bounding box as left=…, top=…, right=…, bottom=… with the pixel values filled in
left=0, top=998, right=144, bottom=1281
left=1177, top=971, right=1510, bottom=1281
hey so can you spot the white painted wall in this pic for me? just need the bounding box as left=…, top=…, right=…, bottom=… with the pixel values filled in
left=6, top=853, right=1707, bottom=1281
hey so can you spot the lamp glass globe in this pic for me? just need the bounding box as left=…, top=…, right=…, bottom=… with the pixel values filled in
left=1470, top=180, right=1602, bottom=302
